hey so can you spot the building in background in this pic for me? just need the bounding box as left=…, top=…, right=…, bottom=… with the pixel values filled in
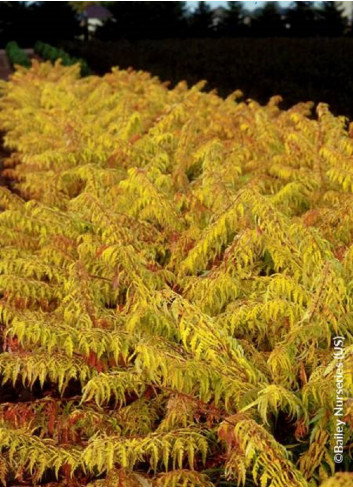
left=80, top=4, right=112, bottom=39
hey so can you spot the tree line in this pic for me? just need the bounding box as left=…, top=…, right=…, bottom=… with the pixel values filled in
left=99, top=1, right=349, bottom=40
left=0, top=1, right=350, bottom=46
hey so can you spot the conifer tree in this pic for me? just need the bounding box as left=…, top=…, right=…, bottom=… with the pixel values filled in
left=317, top=1, right=347, bottom=37
left=189, top=1, right=215, bottom=37
left=250, top=2, right=286, bottom=37
left=218, top=1, right=248, bottom=37
left=285, top=1, right=319, bottom=37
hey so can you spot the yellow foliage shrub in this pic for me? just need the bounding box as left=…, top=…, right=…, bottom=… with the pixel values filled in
left=0, top=60, right=351, bottom=486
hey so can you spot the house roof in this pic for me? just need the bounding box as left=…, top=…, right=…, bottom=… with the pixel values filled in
left=84, top=4, right=112, bottom=20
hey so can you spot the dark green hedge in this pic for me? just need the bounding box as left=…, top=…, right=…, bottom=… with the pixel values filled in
left=34, top=41, right=91, bottom=76
left=5, top=41, right=31, bottom=68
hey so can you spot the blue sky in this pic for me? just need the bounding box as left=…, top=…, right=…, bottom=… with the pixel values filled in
left=186, top=2, right=353, bottom=19
left=187, top=1, right=294, bottom=11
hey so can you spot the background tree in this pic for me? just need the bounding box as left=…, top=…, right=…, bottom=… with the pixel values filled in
left=316, top=1, right=347, bottom=37
left=31, top=2, right=80, bottom=44
left=217, top=1, right=248, bottom=37
left=0, top=2, right=30, bottom=47
left=0, top=1, right=80, bottom=47
left=97, top=1, right=188, bottom=40
left=285, top=1, right=319, bottom=37
left=250, top=2, right=286, bottom=37
left=188, top=1, right=215, bottom=38
left=70, top=1, right=97, bottom=14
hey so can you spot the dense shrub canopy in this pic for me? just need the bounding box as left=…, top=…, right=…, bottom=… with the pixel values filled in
left=0, top=60, right=351, bottom=486
left=5, top=41, right=31, bottom=68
